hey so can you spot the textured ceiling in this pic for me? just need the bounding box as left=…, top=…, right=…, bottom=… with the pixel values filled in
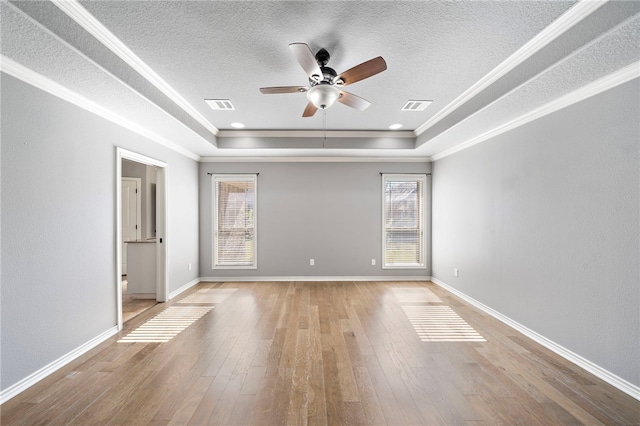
left=2, top=0, right=639, bottom=159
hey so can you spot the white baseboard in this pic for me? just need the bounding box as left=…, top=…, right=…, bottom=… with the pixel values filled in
left=1, top=275, right=200, bottom=403
left=199, top=275, right=431, bottom=282
left=430, top=277, right=640, bottom=401
left=168, top=277, right=201, bottom=300
left=130, top=293, right=156, bottom=299
left=0, top=325, right=119, bottom=404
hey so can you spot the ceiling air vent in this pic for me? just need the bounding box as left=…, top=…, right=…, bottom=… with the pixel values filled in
left=401, top=100, right=433, bottom=111
left=205, top=99, right=235, bottom=111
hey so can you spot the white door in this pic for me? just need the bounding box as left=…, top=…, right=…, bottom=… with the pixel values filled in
left=121, top=178, right=141, bottom=274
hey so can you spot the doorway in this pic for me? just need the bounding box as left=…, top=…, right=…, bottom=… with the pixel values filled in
left=116, top=148, right=168, bottom=330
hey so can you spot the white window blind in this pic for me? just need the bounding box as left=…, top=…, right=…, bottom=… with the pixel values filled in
left=382, top=174, right=426, bottom=269
left=212, top=175, right=257, bottom=269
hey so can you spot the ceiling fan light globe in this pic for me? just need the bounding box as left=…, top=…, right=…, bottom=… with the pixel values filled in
left=307, top=84, right=340, bottom=109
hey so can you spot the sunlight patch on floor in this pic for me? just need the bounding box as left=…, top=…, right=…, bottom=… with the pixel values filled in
left=118, top=306, right=213, bottom=343
left=392, top=287, right=443, bottom=304
left=402, top=305, right=486, bottom=342
left=177, top=288, right=239, bottom=304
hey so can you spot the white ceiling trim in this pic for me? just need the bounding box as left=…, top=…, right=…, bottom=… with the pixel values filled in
left=0, top=56, right=201, bottom=162
left=200, top=156, right=432, bottom=163
left=217, top=130, right=416, bottom=138
left=51, top=0, right=219, bottom=136
left=4, top=1, right=216, bottom=153
left=414, top=0, right=608, bottom=136
left=431, top=61, right=639, bottom=162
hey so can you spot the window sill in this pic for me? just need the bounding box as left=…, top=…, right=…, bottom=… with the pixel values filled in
left=212, top=265, right=257, bottom=270
left=382, top=265, right=427, bottom=270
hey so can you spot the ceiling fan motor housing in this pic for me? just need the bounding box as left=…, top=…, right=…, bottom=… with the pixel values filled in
left=310, top=66, right=337, bottom=85
left=309, top=48, right=340, bottom=86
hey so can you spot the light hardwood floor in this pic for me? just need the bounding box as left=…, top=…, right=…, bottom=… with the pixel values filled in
left=121, top=277, right=158, bottom=323
left=2, top=281, right=638, bottom=425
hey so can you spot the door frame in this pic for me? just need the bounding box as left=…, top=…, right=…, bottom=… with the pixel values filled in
left=116, top=147, right=168, bottom=330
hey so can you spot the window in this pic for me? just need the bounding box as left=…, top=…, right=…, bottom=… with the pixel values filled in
left=382, top=174, right=426, bottom=269
left=212, top=174, right=257, bottom=269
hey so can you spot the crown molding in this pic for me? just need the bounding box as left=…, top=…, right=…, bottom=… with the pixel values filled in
left=415, top=0, right=608, bottom=136
left=217, top=130, right=416, bottom=138
left=431, top=61, right=639, bottom=161
left=200, top=156, right=432, bottom=163
left=1, top=56, right=201, bottom=162
left=0, top=58, right=431, bottom=164
left=51, top=0, right=219, bottom=137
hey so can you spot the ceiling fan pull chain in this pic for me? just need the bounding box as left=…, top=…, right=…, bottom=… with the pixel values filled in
left=323, top=109, right=326, bottom=148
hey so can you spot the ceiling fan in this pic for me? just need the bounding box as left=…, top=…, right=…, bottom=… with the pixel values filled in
left=260, top=43, right=387, bottom=117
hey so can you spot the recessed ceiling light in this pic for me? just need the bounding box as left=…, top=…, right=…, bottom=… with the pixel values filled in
left=389, top=123, right=403, bottom=130
left=230, top=122, right=245, bottom=129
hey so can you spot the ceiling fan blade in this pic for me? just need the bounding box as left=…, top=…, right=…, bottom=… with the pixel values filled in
left=336, top=56, right=387, bottom=86
left=338, top=91, right=371, bottom=111
left=289, top=43, right=323, bottom=80
left=260, top=86, right=308, bottom=94
left=302, top=102, right=318, bottom=117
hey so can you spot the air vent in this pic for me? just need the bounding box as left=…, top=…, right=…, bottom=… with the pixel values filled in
left=401, top=100, right=433, bottom=111
left=205, top=99, right=235, bottom=111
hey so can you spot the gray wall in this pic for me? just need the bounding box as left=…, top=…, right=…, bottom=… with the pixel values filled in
left=1, top=75, right=200, bottom=390
left=199, top=162, right=431, bottom=278
left=431, top=80, right=639, bottom=386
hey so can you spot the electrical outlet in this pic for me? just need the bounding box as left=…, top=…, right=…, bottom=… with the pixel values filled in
left=310, top=259, right=315, bottom=266
left=371, top=259, right=376, bottom=266
left=188, top=263, right=192, bottom=271
left=454, top=268, right=459, bottom=277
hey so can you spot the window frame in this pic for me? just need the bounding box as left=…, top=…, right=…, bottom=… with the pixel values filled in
left=381, top=173, right=427, bottom=269
left=211, top=174, right=257, bottom=270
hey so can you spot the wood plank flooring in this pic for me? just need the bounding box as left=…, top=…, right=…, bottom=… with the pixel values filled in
left=122, top=277, right=158, bottom=323
left=2, top=281, right=638, bottom=425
